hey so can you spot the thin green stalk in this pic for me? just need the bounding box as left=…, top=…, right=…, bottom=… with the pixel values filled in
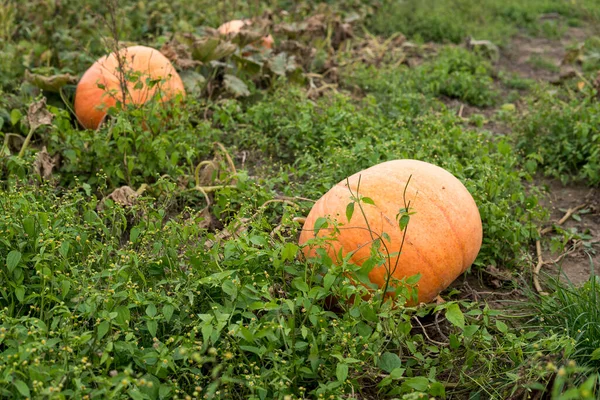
left=17, top=126, right=36, bottom=158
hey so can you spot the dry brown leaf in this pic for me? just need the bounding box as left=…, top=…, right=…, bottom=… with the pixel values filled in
left=98, top=186, right=139, bottom=211
left=32, top=146, right=58, bottom=179
left=160, top=42, right=202, bottom=69
left=27, top=98, right=53, bottom=132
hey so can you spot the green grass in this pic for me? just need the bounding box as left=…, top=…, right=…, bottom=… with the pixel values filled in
left=1, top=0, right=600, bottom=398
left=367, top=0, right=598, bottom=45
left=506, top=82, right=600, bottom=186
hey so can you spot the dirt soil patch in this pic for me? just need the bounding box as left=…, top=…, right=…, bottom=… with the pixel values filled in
left=537, top=179, right=600, bottom=286
left=498, top=26, right=590, bottom=81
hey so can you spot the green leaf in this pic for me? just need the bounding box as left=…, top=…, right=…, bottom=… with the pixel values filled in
left=159, top=384, right=172, bottom=400
left=399, top=214, right=410, bottom=231
left=590, top=348, right=600, bottom=360
left=180, top=70, right=206, bottom=96
left=390, top=367, right=405, bottom=379
left=269, top=53, right=288, bottom=76
left=378, top=352, right=402, bottom=373
left=323, top=273, right=336, bottom=290
left=336, top=363, right=348, bottom=382
left=10, top=109, right=22, bottom=126
left=404, top=376, right=429, bottom=391
left=97, top=320, right=110, bottom=340
left=115, top=305, right=131, bottom=326
left=6, top=250, right=21, bottom=272
left=15, top=286, right=25, bottom=302
left=146, top=303, right=157, bottom=318
left=495, top=320, right=508, bottom=333
left=282, top=243, right=298, bottom=262
left=446, top=303, right=465, bottom=330
left=223, top=74, right=250, bottom=97
left=147, top=320, right=158, bottom=337
left=362, top=197, right=375, bottom=205
left=163, top=305, right=174, bottom=323
left=222, top=280, right=238, bottom=300
left=130, top=227, right=141, bottom=243
left=346, top=202, right=355, bottom=222
left=292, top=277, right=309, bottom=293
left=14, top=380, right=30, bottom=397
left=61, top=279, right=71, bottom=299
left=22, top=216, right=35, bottom=237
left=313, top=217, right=328, bottom=234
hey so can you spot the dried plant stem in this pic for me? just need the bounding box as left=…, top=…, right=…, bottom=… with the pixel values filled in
left=413, top=316, right=447, bottom=346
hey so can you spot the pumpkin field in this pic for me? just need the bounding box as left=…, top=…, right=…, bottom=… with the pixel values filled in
left=2, top=0, right=600, bottom=399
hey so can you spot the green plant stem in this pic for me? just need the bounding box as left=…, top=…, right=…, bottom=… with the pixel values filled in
left=17, top=126, right=36, bottom=158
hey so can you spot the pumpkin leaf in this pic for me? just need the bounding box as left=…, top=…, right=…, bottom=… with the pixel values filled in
left=24, top=70, right=78, bottom=93
left=345, top=202, right=355, bottom=222
left=223, top=74, right=250, bottom=97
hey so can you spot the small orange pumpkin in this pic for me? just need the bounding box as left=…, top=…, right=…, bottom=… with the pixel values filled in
left=74, top=45, right=186, bottom=130
left=298, top=159, right=483, bottom=305
left=217, top=19, right=274, bottom=52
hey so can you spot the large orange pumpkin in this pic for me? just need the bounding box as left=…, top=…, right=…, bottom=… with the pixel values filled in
left=298, top=159, right=483, bottom=305
left=74, top=45, right=186, bottom=130
left=217, top=19, right=274, bottom=52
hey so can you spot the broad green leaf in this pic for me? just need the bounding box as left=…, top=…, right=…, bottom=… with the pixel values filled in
left=6, top=250, right=21, bottom=272
left=147, top=320, right=158, bottom=337
left=446, top=303, right=465, bottom=330
left=404, top=376, right=429, bottom=391
left=495, top=320, right=508, bottom=333
left=97, top=320, right=110, bottom=340
left=10, top=109, right=22, bottom=126
left=282, top=243, right=298, bottom=262
left=146, top=303, right=157, bottom=318
left=115, top=305, right=131, bottom=326
left=15, top=286, right=25, bottom=302
left=378, top=352, right=402, bottom=373
left=163, top=305, right=174, bottom=323
left=313, top=217, right=328, bottom=233
left=13, top=380, right=30, bottom=397
left=336, top=363, right=348, bottom=382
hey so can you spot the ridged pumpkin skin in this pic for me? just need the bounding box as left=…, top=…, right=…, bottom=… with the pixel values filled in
left=217, top=19, right=274, bottom=51
left=74, top=45, right=186, bottom=130
left=298, top=159, right=483, bottom=304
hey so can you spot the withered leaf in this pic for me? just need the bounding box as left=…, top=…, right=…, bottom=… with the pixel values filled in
left=25, top=70, right=78, bottom=93
left=27, top=98, right=53, bottom=132
left=98, top=186, right=139, bottom=211
left=33, top=146, right=58, bottom=179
